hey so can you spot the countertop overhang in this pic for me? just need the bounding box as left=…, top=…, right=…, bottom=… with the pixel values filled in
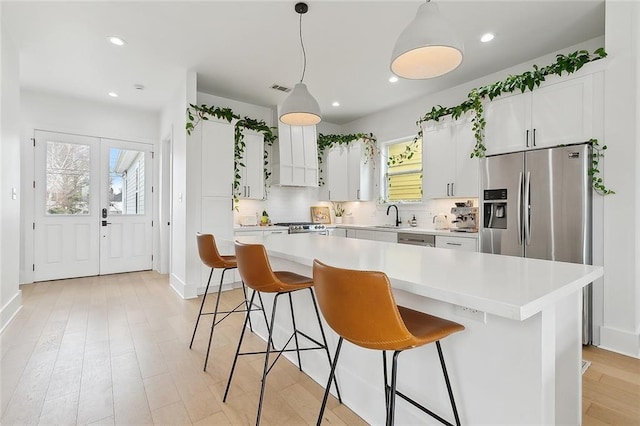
left=232, top=233, right=603, bottom=321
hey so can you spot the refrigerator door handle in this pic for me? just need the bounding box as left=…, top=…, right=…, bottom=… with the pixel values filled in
left=524, top=171, right=531, bottom=246
left=517, top=172, right=523, bottom=245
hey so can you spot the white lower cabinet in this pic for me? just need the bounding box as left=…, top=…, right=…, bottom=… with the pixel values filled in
left=436, top=235, right=477, bottom=252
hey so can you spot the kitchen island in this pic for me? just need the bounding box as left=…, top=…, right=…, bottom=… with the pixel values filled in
left=229, top=233, right=603, bottom=425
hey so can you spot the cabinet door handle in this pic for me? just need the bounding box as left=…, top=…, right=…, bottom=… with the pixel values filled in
left=526, top=129, right=530, bottom=147
left=447, top=183, right=450, bottom=196
left=451, top=182, right=455, bottom=197
left=446, top=242, right=462, bottom=246
left=329, top=190, right=331, bottom=200
left=533, top=128, right=536, bottom=147
left=247, top=186, right=250, bottom=198
left=357, top=189, right=360, bottom=200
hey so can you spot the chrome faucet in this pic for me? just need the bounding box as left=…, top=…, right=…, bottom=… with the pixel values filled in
left=386, top=204, right=401, bottom=227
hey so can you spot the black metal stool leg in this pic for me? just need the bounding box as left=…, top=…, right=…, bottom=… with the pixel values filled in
left=288, top=292, right=303, bottom=371
left=308, top=288, right=342, bottom=403
left=387, top=350, right=401, bottom=426
left=383, top=351, right=390, bottom=410
left=223, top=290, right=256, bottom=402
left=241, top=281, right=254, bottom=332
left=189, top=267, right=213, bottom=349
left=255, top=291, right=275, bottom=350
left=437, top=341, right=461, bottom=426
left=316, top=337, right=343, bottom=426
left=203, top=267, right=229, bottom=371
left=256, top=293, right=281, bottom=426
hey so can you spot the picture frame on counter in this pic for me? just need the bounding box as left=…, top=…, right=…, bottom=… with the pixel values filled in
left=310, top=206, right=331, bottom=224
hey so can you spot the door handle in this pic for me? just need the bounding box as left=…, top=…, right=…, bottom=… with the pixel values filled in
left=533, top=128, right=537, bottom=147
left=101, top=220, right=112, bottom=226
left=524, top=171, right=531, bottom=246
left=446, top=183, right=450, bottom=196
left=451, top=182, right=455, bottom=196
left=517, top=172, right=523, bottom=245
left=526, top=129, right=530, bottom=148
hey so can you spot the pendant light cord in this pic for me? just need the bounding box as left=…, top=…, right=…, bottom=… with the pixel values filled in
left=299, top=12, right=307, bottom=84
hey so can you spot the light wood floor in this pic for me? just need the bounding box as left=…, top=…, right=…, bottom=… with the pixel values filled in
left=1, top=271, right=638, bottom=425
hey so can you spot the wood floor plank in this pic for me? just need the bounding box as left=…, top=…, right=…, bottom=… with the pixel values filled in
left=2, top=271, right=636, bottom=425
left=586, top=401, right=640, bottom=425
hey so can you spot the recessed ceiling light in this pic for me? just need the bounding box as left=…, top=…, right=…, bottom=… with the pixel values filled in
left=480, top=33, right=495, bottom=43
left=332, top=101, right=340, bottom=107
left=108, top=36, right=126, bottom=46
left=108, top=92, right=118, bottom=98
left=389, top=76, right=399, bottom=83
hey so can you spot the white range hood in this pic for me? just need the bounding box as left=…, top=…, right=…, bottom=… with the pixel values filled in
left=271, top=105, right=319, bottom=187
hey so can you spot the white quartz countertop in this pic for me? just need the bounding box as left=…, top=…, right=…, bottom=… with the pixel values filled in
left=336, top=224, right=479, bottom=238
left=232, top=233, right=603, bottom=321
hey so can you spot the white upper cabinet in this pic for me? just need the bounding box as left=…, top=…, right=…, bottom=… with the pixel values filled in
left=347, top=140, right=374, bottom=201
left=238, top=130, right=264, bottom=200
left=323, top=139, right=374, bottom=201
left=325, top=144, right=349, bottom=201
left=272, top=108, right=319, bottom=187
left=201, top=119, right=234, bottom=198
left=484, top=73, right=597, bottom=156
left=423, top=117, right=479, bottom=199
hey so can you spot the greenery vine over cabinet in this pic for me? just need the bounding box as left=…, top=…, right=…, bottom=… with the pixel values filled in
left=317, top=133, right=379, bottom=186
left=186, top=104, right=276, bottom=205
left=389, top=47, right=614, bottom=195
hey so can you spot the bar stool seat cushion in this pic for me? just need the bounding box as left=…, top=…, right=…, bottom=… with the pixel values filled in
left=398, top=306, right=465, bottom=349
left=274, top=271, right=313, bottom=288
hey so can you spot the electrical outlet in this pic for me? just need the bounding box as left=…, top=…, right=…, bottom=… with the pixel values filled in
left=455, top=305, right=487, bottom=323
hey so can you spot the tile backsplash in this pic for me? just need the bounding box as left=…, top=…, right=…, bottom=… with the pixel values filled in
left=234, top=186, right=475, bottom=229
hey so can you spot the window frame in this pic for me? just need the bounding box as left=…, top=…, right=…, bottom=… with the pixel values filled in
left=381, top=136, right=423, bottom=204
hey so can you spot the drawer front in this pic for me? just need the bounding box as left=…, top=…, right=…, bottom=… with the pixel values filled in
left=436, top=236, right=477, bottom=252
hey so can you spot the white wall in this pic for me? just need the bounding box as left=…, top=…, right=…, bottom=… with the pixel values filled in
left=1, top=11, right=23, bottom=332
left=600, top=1, right=640, bottom=357
left=159, top=71, right=197, bottom=297
left=20, top=90, right=160, bottom=283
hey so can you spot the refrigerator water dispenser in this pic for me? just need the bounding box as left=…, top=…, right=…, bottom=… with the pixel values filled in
left=483, top=189, right=508, bottom=229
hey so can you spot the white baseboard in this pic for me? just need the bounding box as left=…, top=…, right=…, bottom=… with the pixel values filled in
left=0, top=290, right=23, bottom=335
left=598, top=325, right=640, bottom=358
left=169, top=273, right=197, bottom=299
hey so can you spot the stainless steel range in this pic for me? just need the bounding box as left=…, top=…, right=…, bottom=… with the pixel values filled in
left=274, top=222, right=328, bottom=234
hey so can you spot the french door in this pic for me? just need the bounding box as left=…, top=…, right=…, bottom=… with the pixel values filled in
left=34, top=131, right=153, bottom=281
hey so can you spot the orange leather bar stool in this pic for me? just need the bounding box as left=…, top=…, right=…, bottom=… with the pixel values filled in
left=224, top=241, right=341, bottom=425
left=190, top=233, right=268, bottom=371
left=313, top=259, right=465, bottom=426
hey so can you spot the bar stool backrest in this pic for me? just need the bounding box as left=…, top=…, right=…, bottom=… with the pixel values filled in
left=235, top=242, right=283, bottom=293
left=312, top=259, right=416, bottom=351
left=196, top=233, right=228, bottom=269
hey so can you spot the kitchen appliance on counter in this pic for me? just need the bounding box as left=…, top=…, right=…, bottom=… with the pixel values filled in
left=274, top=222, right=328, bottom=235
left=432, top=213, right=449, bottom=230
left=480, top=143, right=592, bottom=343
left=450, top=206, right=478, bottom=232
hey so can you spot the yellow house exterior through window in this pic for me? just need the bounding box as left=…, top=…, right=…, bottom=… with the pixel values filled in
left=386, top=139, right=422, bottom=202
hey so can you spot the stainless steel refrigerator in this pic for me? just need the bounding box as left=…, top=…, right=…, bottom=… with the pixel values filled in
left=480, top=143, right=592, bottom=343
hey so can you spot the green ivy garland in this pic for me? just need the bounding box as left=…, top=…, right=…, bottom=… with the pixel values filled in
left=589, top=139, right=614, bottom=195
left=186, top=104, right=276, bottom=205
left=391, top=48, right=613, bottom=194
left=317, top=133, right=379, bottom=185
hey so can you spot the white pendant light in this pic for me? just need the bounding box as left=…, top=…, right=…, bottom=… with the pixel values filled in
left=279, top=2, right=322, bottom=126
left=391, top=0, right=464, bottom=79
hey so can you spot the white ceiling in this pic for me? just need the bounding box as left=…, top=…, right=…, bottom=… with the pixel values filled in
left=2, top=1, right=605, bottom=125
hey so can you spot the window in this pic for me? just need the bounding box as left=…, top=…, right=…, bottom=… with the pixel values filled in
left=45, top=141, right=91, bottom=215
left=385, top=138, right=422, bottom=202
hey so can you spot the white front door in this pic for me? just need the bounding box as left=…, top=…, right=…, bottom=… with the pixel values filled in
left=99, top=139, right=153, bottom=274
left=34, top=131, right=153, bottom=281
left=34, top=131, right=101, bottom=281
